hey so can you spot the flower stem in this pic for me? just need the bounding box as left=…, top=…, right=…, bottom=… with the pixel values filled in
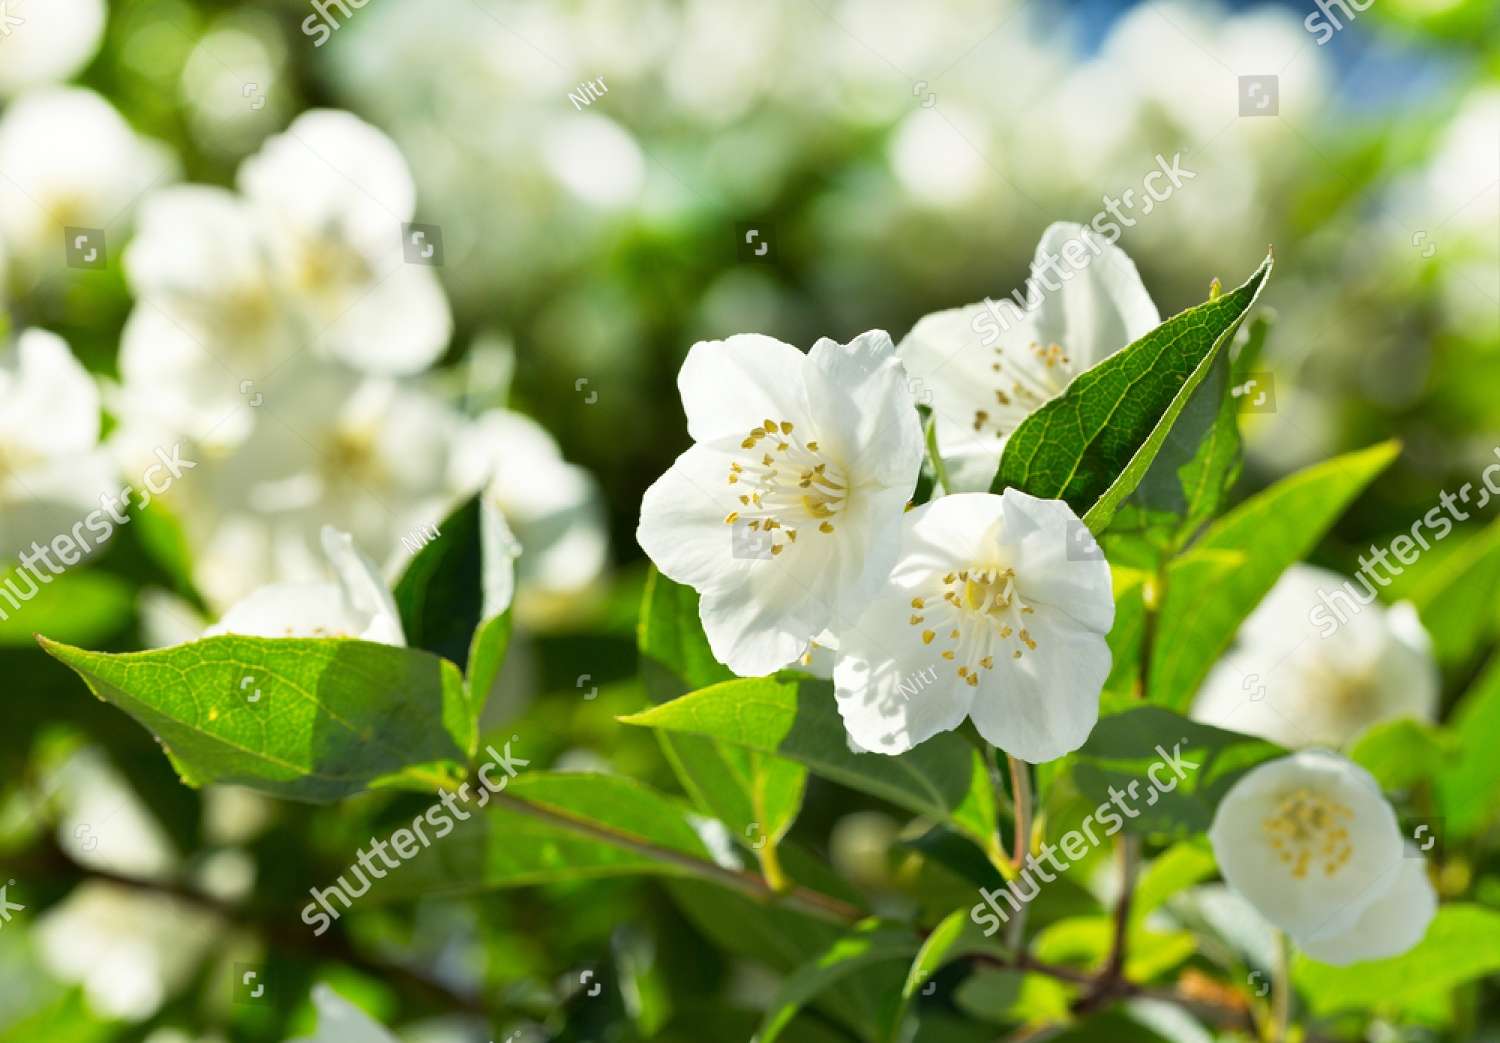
left=1270, top=929, right=1292, bottom=1042
left=1005, top=753, right=1033, bottom=952
left=923, top=415, right=952, bottom=497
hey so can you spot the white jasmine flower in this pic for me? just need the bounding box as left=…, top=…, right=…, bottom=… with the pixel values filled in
left=0, top=328, right=117, bottom=558
left=897, top=222, right=1159, bottom=490
left=205, top=526, right=404, bottom=645
left=120, top=186, right=296, bottom=443
left=1191, top=564, right=1438, bottom=749
left=237, top=109, right=451, bottom=375
left=1208, top=750, right=1436, bottom=965
left=451, top=408, right=607, bottom=622
left=35, top=882, right=218, bottom=1022
left=0, top=88, right=173, bottom=271
left=287, top=985, right=397, bottom=1043
left=832, top=489, right=1113, bottom=760
left=0, top=0, right=107, bottom=95
left=637, top=330, right=924, bottom=676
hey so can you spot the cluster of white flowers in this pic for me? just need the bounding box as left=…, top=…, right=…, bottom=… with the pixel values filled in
left=0, top=4, right=608, bottom=643
left=638, top=222, right=1131, bottom=761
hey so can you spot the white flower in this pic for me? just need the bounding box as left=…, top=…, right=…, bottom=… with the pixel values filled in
left=637, top=330, right=924, bottom=676
left=1208, top=750, right=1436, bottom=965
left=286, top=985, right=397, bottom=1043
left=1191, top=564, right=1438, bottom=749
left=120, top=186, right=297, bottom=443
left=0, top=328, right=117, bottom=558
left=897, top=222, right=1159, bottom=490
left=832, top=489, right=1113, bottom=760
left=205, top=525, right=404, bottom=645
left=451, top=408, right=607, bottom=622
left=0, top=88, right=173, bottom=271
left=0, top=0, right=107, bottom=96
left=237, top=109, right=451, bottom=375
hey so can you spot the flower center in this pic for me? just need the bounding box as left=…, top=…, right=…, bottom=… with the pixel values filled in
left=1261, top=787, right=1355, bottom=880
left=907, top=566, right=1040, bottom=688
left=973, top=341, right=1074, bottom=438
left=722, top=417, right=846, bottom=557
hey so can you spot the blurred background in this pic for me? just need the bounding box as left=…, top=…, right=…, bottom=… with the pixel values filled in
left=0, top=0, right=1496, bottom=1039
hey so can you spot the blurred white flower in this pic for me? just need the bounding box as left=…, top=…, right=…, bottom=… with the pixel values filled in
left=1209, top=750, right=1435, bottom=965
left=206, top=525, right=404, bottom=644
left=0, top=88, right=173, bottom=271
left=1191, top=564, right=1438, bottom=749
left=542, top=113, right=645, bottom=208
left=637, top=330, right=923, bottom=675
left=287, top=984, right=397, bottom=1043
left=52, top=746, right=178, bottom=880
left=899, top=221, right=1159, bottom=490
left=0, top=328, right=117, bottom=559
left=0, top=0, right=107, bottom=95
left=832, top=490, right=1113, bottom=760
left=452, top=408, right=606, bottom=622
left=35, top=882, right=217, bottom=1021
left=238, top=109, right=451, bottom=375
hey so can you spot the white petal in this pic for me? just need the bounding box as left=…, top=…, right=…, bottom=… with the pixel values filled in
left=699, top=549, right=832, bottom=676
left=834, top=578, right=973, bottom=755
left=677, top=333, right=809, bottom=444
left=205, top=581, right=353, bottom=639
left=1001, top=488, right=1114, bottom=635
left=803, top=329, right=924, bottom=487
left=1029, top=221, right=1159, bottom=367
left=0, top=0, right=106, bottom=94
left=1208, top=751, right=1403, bottom=941
left=321, top=526, right=405, bottom=645
left=637, top=441, right=749, bottom=596
left=315, top=262, right=452, bottom=375
left=287, top=984, right=399, bottom=1043
left=1, top=329, right=100, bottom=455
left=1294, top=850, right=1436, bottom=965
left=966, top=603, right=1109, bottom=762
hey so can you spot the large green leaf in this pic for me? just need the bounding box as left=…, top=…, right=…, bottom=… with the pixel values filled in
left=638, top=570, right=807, bottom=855
left=892, top=909, right=1012, bottom=1041
left=365, top=773, right=722, bottom=898
left=1108, top=314, right=1271, bottom=563
left=1347, top=717, right=1454, bottom=792
left=393, top=493, right=513, bottom=712
left=993, top=254, right=1272, bottom=533
left=1407, top=515, right=1500, bottom=668
left=1065, top=707, right=1281, bottom=837
left=39, top=635, right=475, bottom=802
left=752, top=921, right=917, bottom=1043
left=620, top=675, right=1003, bottom=865
left=1148, top=440, right=1401, bottom=710
left=1294, top=905, right=1500, bottom=1016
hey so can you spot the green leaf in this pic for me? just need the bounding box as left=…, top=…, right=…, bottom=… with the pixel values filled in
left=953, top=968, right=1072, bottom=1025
left=38, top=635, right=475, bottom=802
left=1347, top=717, right=1454, bottom=792
left=638, top=570, right=807, bottom=853
left=1408, top=515, right=1500, bottom=668
left=1438, top=651, right=1500, bottom=838
left=365, top=772, right=723, bottom=898
left=1065, top=707, right=1281, bottom=837
left=1294, top=904, right=1500, bottom=1017
left=1108, top=315, right=1272, bottom=561
left=1130, top=841, right=1217, bottom=926
left=892, top=909, right=1011, bottom=1040
left=993, top=254, right=1272, bottom=533
left=1032, top=917, right=1196, bottom=982
left=753, top=921, right=917, bottom=1043
left=620, top=675, right=1003, bottom=865
left=1148, top=440, right=1401, bottom=710
left=392, top=494, right=513, bottom=712
left=0, top=565, right=132, bottom=646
